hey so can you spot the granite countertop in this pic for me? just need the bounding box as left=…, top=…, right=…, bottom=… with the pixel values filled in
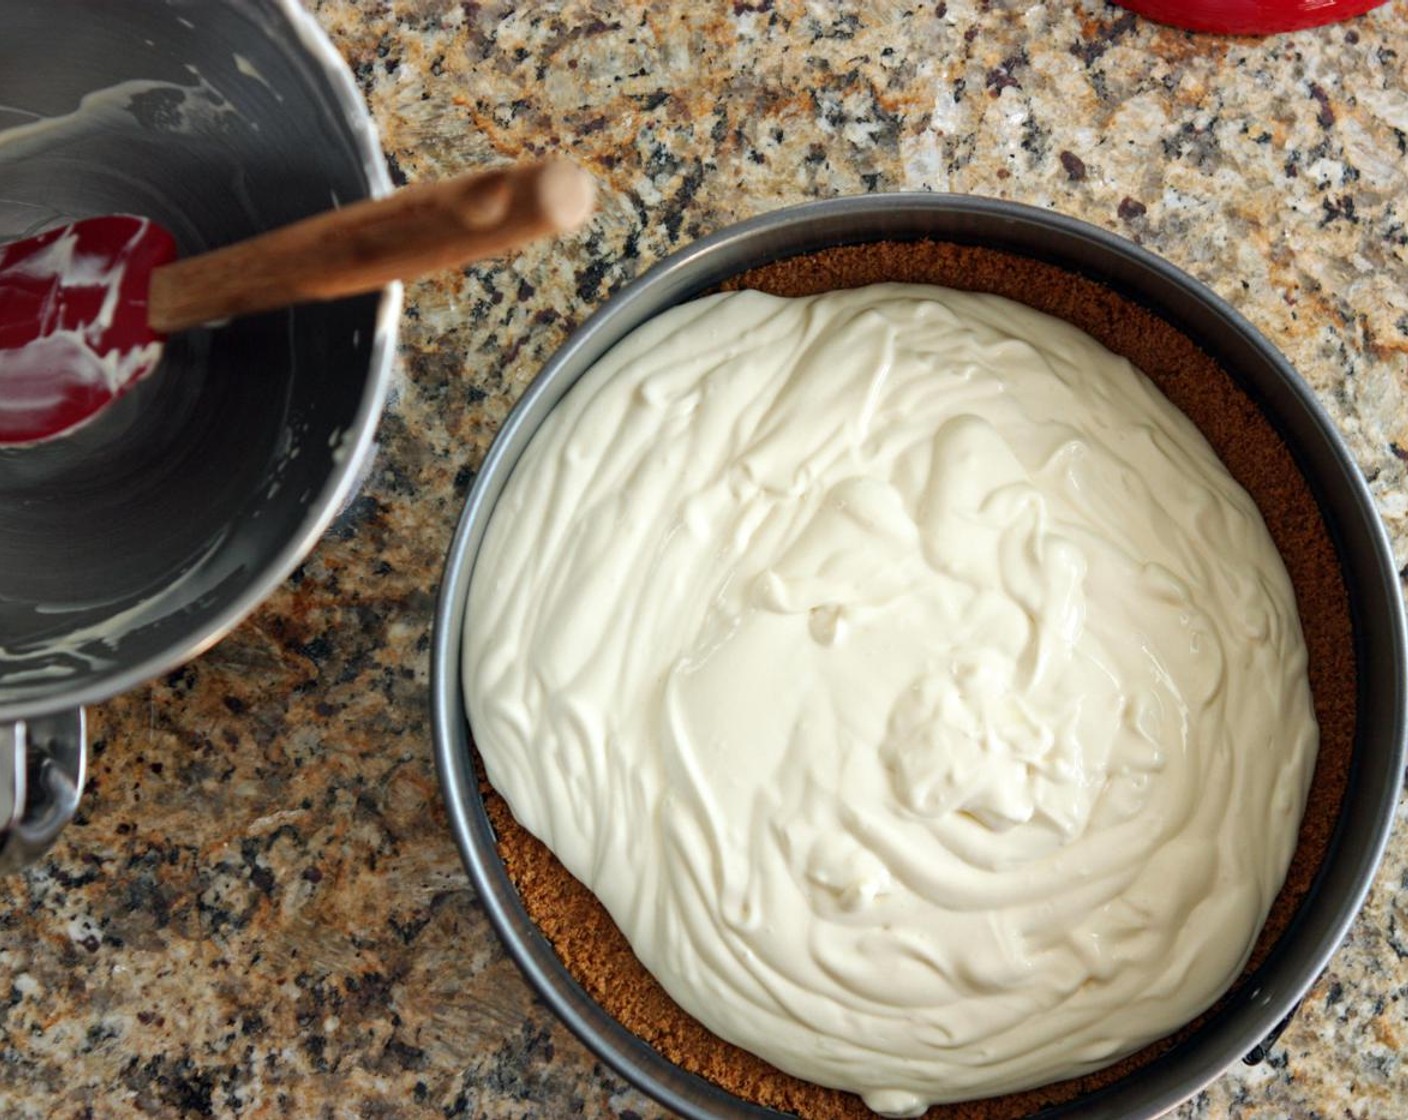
left=4, top=1, right=1408, bottom=1117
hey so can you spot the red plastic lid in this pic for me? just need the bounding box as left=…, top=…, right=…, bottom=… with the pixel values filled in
left=1113, top=0, right=1387, bottom=35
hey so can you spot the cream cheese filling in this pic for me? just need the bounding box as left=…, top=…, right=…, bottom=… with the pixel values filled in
left=463, top=284, right=1317, bottom=1116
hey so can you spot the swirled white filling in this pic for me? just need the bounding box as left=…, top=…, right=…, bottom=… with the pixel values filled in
left=463, top=284, right=1317, bottom=1116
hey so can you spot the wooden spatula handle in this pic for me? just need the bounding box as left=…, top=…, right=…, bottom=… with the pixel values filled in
left=147, top=160, right=594, bottom=334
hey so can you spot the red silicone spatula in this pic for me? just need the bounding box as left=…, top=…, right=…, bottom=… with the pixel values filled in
left=0, top=160, right=595, bottom=446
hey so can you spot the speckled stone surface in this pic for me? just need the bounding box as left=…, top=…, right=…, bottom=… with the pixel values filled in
left=4, top=2, right=1408, bottom=1118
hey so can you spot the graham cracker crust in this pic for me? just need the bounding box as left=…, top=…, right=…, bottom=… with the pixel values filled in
left=478, top=239, right=1356, bottom=1120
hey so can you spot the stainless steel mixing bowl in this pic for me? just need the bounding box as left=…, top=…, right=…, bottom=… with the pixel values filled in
left=0, top=0, right=400, bottom=870
left=431, top=195, right=1407, bottom=1119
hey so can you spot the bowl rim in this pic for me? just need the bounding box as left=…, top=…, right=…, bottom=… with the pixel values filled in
left=0, top=0, right=403, bottom=724
left=431, top=192, right=1408, bottom=1120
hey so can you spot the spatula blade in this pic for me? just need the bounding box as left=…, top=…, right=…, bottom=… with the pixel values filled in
left=0, top=215, right=176, bottom=445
